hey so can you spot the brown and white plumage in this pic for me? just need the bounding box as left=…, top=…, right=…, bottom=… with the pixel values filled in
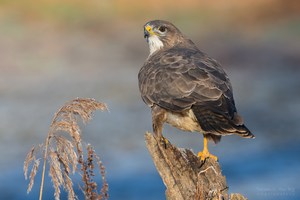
left=139, top=20, right=254, bottom=160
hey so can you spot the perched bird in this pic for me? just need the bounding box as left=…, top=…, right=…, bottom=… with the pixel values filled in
left=138, top=20, right=254, bottom=161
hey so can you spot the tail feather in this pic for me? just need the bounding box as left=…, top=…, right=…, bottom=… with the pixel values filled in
left=192, top=105, right=254, bottom=139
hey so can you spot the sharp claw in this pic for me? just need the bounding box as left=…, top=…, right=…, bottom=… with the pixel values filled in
left=159, top=136, right=169, bottom=149
left=198, top=136, right=218, bottom=161
left=197, top=151, right=218, bottom=161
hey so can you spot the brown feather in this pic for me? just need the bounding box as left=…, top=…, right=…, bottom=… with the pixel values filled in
left=139, top=20, right=254, bottom=142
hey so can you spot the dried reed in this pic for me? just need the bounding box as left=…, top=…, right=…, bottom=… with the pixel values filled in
left=24, top=98, right=109, bottom=200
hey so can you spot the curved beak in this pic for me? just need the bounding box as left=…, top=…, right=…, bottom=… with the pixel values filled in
left=144, top=28, right=149, bottom=39
left=144, top=25, right=155, bottom=40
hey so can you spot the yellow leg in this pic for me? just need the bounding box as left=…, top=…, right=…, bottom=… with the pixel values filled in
left=197, top=136, right=218, bottom=161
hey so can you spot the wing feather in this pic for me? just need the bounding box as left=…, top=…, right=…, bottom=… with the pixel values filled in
left=138, top=46, right=235, bottom=117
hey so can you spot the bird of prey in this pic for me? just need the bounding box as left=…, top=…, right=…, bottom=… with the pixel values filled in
left=138, top=20, right=254, bottom=161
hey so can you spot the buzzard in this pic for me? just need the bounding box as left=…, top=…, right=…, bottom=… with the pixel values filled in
left=138, top=20, right=254, bottom=161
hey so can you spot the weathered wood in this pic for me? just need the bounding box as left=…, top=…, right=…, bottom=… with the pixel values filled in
left=145, top=132, right=247, bottom=200
left=230, top=193, right=248, bottom=200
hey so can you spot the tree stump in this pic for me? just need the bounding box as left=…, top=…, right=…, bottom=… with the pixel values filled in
left=145, top=132, right=247, bottom=200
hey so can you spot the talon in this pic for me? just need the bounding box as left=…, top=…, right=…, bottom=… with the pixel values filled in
left=198, top=136, right=218, bottom=161
left=197, top=151, right=218, bottom=161
left=160, top=136, right=169, bottom=148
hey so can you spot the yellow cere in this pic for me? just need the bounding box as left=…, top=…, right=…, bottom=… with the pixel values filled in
left=145, top=25, right=155, bottom=35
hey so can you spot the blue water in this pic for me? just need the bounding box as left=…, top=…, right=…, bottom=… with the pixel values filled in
left=3, top=141, right=300, bottom=200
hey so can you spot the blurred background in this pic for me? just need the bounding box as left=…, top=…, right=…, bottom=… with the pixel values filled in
left=0, top=0, right=299, bottom=199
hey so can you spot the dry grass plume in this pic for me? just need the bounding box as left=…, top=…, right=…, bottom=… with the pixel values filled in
left=24, top=98, right=109, bottom=200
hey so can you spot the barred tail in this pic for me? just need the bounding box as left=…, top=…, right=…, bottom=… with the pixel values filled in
left=192, top=106, right=255, bottom=140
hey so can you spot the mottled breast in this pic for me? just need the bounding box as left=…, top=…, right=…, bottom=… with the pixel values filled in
left=165, top=109, right=202, bottom=132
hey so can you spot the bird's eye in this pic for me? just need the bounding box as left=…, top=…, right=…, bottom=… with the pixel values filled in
left=158, top=26, right=166, bottom=33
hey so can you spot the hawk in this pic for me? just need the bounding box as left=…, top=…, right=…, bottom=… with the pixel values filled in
left=138, top=20, right=254, bottom=161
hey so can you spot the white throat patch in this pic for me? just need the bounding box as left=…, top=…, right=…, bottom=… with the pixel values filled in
left=148, top=35, right=164, bottom=56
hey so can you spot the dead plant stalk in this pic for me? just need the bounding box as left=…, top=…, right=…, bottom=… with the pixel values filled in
left=24, top=98, right=109, bottom=200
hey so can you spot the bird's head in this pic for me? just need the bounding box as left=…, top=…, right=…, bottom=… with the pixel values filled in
left=143, top=20, right=185, bottom=56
